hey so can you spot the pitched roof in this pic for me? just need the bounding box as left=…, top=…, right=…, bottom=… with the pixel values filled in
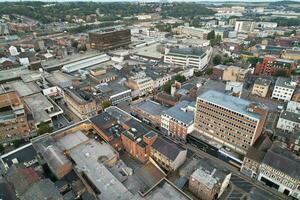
left=152, top=137, right=185, bottom=161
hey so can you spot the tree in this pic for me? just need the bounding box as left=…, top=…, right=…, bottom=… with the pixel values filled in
left=71, top=40, right=79, bottom=48
left=101, top=100, right=111, bottom=109
left=210, top=35, right=222, bottom=47
left=247, top=57, right=262, bottom=67
left=174, top=75, right=186, bottom=83
left=162, top=80, right=175, bottom=94
left=207, top=30, right=215, bottom=40
left=274, top=70, right=288, bottom=77
left=0, top=144, right=4, bottom=154
left=37, top=122, right=53, bottom=135
left=213, top=54, right=222, bottom=65
left=206, top=68, right=213, bottom=75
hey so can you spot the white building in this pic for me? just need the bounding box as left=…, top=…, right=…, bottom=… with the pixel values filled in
left=164, top=47, right=212, bottom=71
left=271, top=77, right=296, bottom=101
left=235, top=20, right=255, bottom=33
left=276, top=111, right=300, bottom=132
left=62, top=54, right=110, bottom=73
left=258, top=143, right=300, bottom=199
left=286, top=101, right=300, bottom=114
left=9, top=46, right=19, bottom=56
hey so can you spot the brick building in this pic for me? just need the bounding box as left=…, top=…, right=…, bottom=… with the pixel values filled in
left=194, top=90, right=268, bottom=155
left=255, top=57, right=296, bottom=76
left=0, top=89, right=31, bottom=140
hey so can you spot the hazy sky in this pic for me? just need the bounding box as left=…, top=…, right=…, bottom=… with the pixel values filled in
left=0, top=0, right=299, bottom=2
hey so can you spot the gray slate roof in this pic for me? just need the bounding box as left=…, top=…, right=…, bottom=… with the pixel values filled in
left=152, top=137, right=185, bottom=161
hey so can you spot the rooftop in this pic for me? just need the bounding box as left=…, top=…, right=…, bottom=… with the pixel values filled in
left=198, top=90, right=262, bottom=120
left=163, top=101, right=195, bottom=125
left=62, top=54, right=110, bottom=73
left=65, top=88, right=94, bottom=104
left=20, top=179, right=63, bottom=200
left=279, top=111, right=300, bottom=123
left=69, top=140, right=133, bottom=200
left=275, top=77, right=296, bottom=89
left=190, top=158, right=230, bottom=190
left=167, top=47, right=205, bottom=58
left=56, top=131, right=89, bottom=151
left=134, top=100, right=167, bottom=116
left=23, top=93, right=57, bottom=124
left=152, top=137, right=185, bottom=161
left=262, top=142, right=300, bottom=179
left=254, top=78, right=272, bottom=86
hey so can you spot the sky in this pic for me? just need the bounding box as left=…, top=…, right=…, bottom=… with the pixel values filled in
left=0, top=0, right=299, bottom=2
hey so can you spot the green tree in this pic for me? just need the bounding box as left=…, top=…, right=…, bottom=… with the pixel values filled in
left=37, top=122, right=53, bottom=135
left=206, top=68, right=213, bottom=75
left=174, top=75, right=186, bottom=83
left=71, top=40, right=78, bottom=48
left=207, top=30, right=215, bottom=40
left=162, top=80, right=175, bottom=94
left=210, top=35, right=222, bottom=47
left=101, top=100, right=111, bottom=109
left=274, top=70, right=288, bottom=77
left=213, top=54, right=222, bottom=65
left=0, top=144, right=4, bottom=154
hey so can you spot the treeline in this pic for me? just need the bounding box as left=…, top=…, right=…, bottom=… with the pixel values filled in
left=161, top=3, right=215, bottom=19
left=0, top=2, right=215, bottom=24
left=269, top=17, right=300, bottom=26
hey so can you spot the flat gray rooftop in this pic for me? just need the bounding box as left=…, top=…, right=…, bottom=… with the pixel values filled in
left=8, top=81, right=41, bottom=97
left=23, top=93, right=54, bottom=124
left=134, top=100, right=167, bottom=116
left=70, top=140, right=133, bottom=200
left=198, top=90, right=261, bottom=120
left=56, top=131, right=89, bottom=151
left=163, top=101, right=195, bottom=125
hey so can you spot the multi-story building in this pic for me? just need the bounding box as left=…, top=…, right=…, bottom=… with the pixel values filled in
left=121, top=129, right=157, bottom=163
left=189, top=158, right=231, bottom=200
left=151, top=137, right=187, bottom=171
left=194, top=90, right=268, bottom=155
left=234, top=20, right=255, bottom=33
left=0, top=89, right=31, bottom=140
left=258, top=143, right=300, bottom=199
left=276, top=111, right=300, bottom=132
left=173, top=26, right=213, bottom=40
left=240, top=135, right=272, bottom=179
left=286, top=101, right=300, bottom=114
left=89, top=28, right=131, bottom=51
left=164, top=47, right=212, bottom=71
left=271, top=77, right=296, bottom=101
left=281, top=49, right=300, bottom=61
left=161, top=101, right=195, bottom=140
left=255, top=57, right=296, bottom=76
left=251, top=78, right=272, bottom=98
left=64, top=88, right=97, bottom=119
left=126, top=72, right=154, bottom=97
left=213, top=65, right=249, bottom=82
left=132, top=100, right=167, bottom=128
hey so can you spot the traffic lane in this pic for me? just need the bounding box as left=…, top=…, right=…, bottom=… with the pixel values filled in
left=231, top=174, right=254, bottom=193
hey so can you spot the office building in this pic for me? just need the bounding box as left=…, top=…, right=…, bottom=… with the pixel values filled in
left=161, top=101, right=195, bottom=140
left=271, top=77, right=296, bottom=101
left=255, top=57, right=296, bottom=77
left=234, top=20, right=255, bottom=33
left=276, top=111, right=300, bottom=132
left=64, top=88, right=97, bottom=119
left=164, top=47, right=212, bottom=71
left=251, top=78, right=272, bottom=98
left=89, top=28, right=131, bottom=51
left=194, top=90, right=268, bottom=154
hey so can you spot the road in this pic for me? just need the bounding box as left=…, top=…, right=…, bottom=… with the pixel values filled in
left=125, top=105, right=287, bottom=200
